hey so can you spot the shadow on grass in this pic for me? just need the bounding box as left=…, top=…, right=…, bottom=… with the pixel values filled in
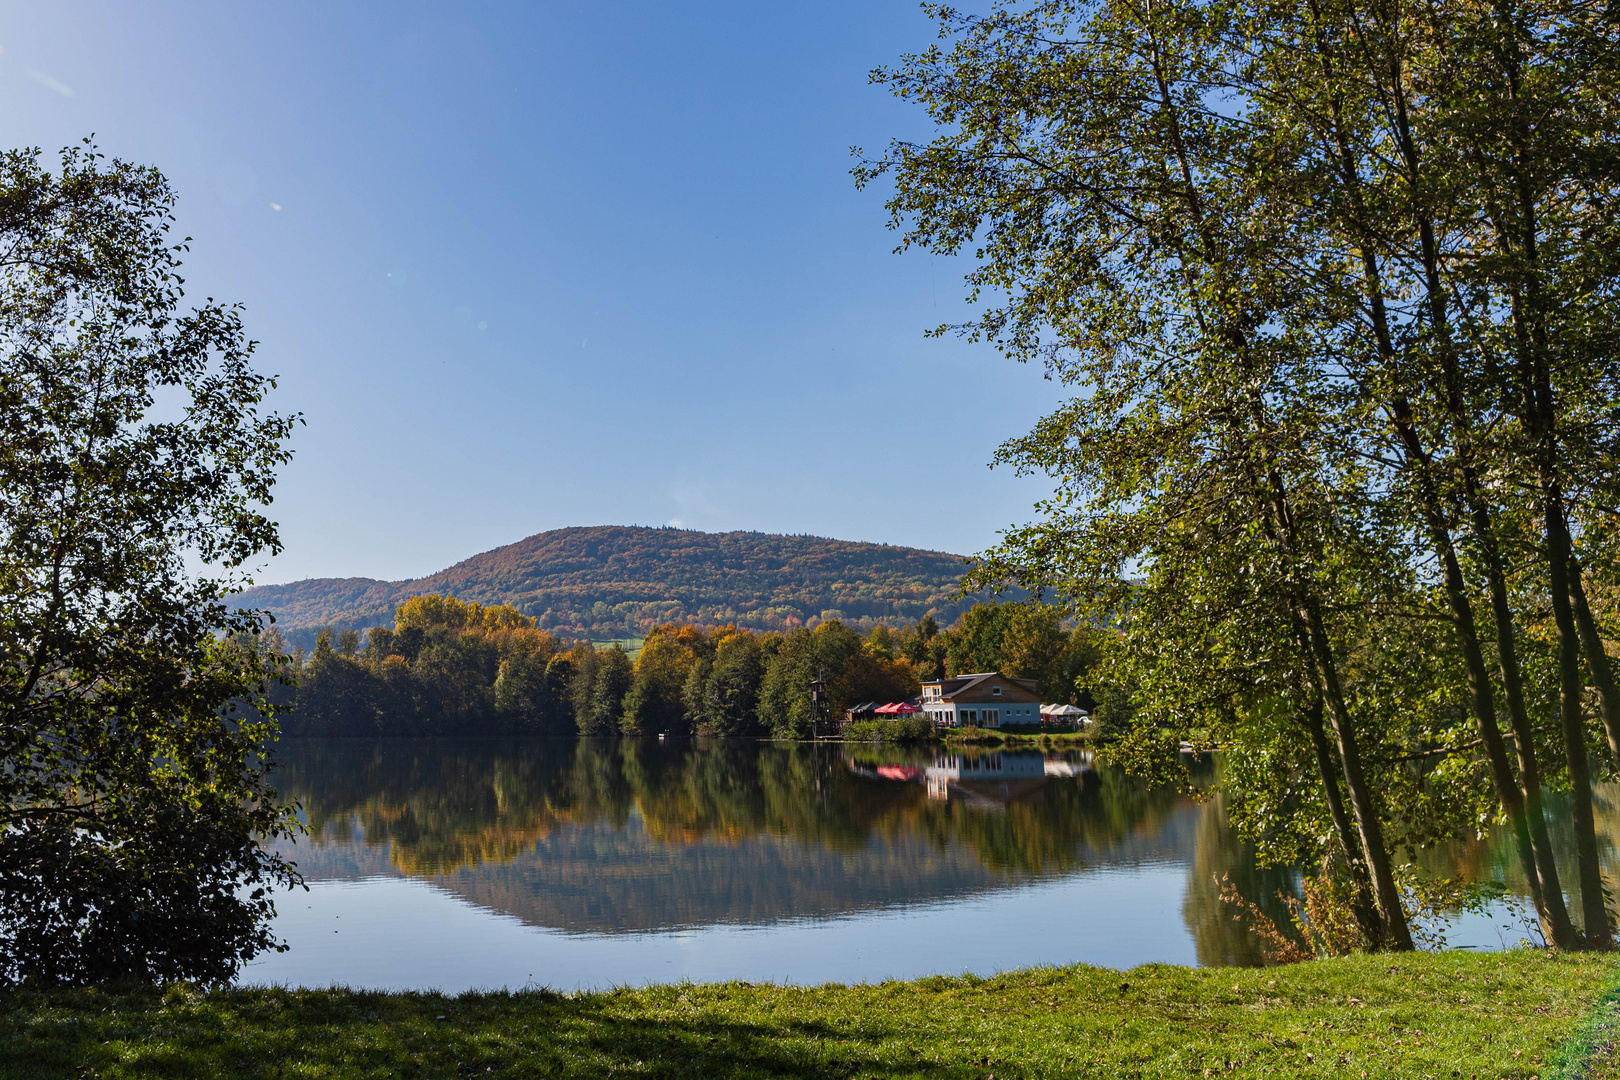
left=0, top=983, right=977, bottom=1079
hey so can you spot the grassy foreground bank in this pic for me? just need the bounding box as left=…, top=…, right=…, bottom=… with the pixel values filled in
left=4, top=951, right=1615, bottom=1079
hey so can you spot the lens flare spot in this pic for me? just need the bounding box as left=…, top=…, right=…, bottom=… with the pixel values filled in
left=25, top=67, right=72, bottom=96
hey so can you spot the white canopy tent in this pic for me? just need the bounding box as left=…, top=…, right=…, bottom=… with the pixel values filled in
left=1040, top=703, right=1091, bottom=723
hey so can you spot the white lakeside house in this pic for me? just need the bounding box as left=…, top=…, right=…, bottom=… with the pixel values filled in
left=918, top=672, right=1041, bottom=728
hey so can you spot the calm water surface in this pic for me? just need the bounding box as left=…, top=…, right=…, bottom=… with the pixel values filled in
left=241, top=737, right=1553, bottom=991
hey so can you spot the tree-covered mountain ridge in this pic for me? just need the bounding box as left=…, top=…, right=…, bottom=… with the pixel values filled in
left=234, top=525, right=1001, bottom=640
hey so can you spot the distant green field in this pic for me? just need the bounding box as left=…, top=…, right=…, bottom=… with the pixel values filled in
left=4, top=950, right=1614, bottom=1078
left=591, top=636, right=645, bottom=657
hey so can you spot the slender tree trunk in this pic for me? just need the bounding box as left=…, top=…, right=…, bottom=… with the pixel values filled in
left=1569, top=559, right=1620, bottom=771
left=1392, top=413, right=1573, bottom=945
left=1245, top=414, right=1411, bottom=948
left=1302, top=694, right=1384, bottom=944
left=1301, top=600, right=1414, bottom=950
left=1473, top=0, right=1613, bottom=949
left=1469, top=495, right=1577, bottom=946
left=1545, top=496, right=1612, bottom=947
left=1505, top=285, right=1609, bottom=947
left=1434, top=525, right=1564, bottom=944
left=1381, top=413, right=1571, bottom=944
left=1505, top=188, right=1610, bottom=948
left=1376, top=50, right=1580, bottom=945
left=1248, top=447, right=1410, bottom=950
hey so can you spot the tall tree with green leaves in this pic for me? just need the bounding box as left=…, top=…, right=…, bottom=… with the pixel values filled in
left=0, top=143, right=302, bottom=983
left=857, top=0, right=1600, bottom=950
left=865, top=0, right=1620, bottom=950
left=863, top=0, right=1427, bottom=945
left=1221, top=0, right=1620, bottom=948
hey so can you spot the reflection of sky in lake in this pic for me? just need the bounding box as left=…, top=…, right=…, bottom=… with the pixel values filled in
left=244, top=867, right=1197, bottom=992
left=240, top=737, right=1572, bottom=991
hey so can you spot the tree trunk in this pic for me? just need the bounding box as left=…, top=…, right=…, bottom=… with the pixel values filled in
left=1545, top=497, right=1612, bottom=947
left=1569, top=559, right=1620, bottom=772
left=1469, top=494, right=1577, bottom=948
left=1384, top=414, right=1574, bottom=946
left=1483, top=0, right=1611, bottom=950
left=1302, top=601, right=1414, bottom=950
left=1379, top=57, right=1580, bottom=946
left=1436, top=539, right=1565, bottom=946
left=1302, top=694, right=1384, bottom=944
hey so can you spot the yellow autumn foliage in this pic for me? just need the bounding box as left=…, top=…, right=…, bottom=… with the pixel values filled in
left=395, top=594, right=534, bottom=635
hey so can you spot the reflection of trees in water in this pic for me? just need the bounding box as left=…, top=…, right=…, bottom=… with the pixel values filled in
left=909, top=765, right=1190, bottom=875
left=269, top=740, right=1580, bottom=948
left=274, top=739, right=1195, bottom=880
left=1183, top=792, right=1298, bottom=967
left=1178, top=783, right=1620, bottom=964
left=1410, top=783, right=1620, bottom=937
left=622, top=740, right=888, bottom=852
left=279, top=739, right=578, bottom=875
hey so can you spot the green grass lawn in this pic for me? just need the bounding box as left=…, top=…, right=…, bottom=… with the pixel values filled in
left=943, top=726, right=1094, bottom=748
left=4, top=950, right=1615, bottom=1079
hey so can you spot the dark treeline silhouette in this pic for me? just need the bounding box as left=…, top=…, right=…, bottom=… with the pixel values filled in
left=263, top=594, right=1107, bottom=738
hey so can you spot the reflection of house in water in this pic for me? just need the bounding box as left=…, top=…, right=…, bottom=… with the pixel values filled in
left=925, top=751, right=1093, bottom=806
left=843, top=761, right=923, bottom=783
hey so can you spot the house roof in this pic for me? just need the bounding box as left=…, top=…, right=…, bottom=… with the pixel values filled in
left=922, top=672, right=1039, bottom=698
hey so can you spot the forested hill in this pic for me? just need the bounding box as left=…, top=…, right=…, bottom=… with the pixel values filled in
left=234, top=526, right=998, bottom=640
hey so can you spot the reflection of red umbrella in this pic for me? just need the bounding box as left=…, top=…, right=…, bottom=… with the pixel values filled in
left=876, top=765, right=921, bottom=781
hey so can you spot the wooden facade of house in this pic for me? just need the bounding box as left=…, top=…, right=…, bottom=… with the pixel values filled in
left=918, top=672, right=1041, bottom=728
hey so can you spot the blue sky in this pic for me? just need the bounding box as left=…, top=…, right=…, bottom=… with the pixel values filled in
left=0, top=1, right=1061, bottom=584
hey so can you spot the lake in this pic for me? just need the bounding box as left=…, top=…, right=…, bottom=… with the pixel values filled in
left=241, top=737, right=1558, bottom=992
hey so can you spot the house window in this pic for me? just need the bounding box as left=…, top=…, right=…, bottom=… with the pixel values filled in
left=985, top=710, right=999, bottom=728
left=992, top=686, right=1002, bottom=697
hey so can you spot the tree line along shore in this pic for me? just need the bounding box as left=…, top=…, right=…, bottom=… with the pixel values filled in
left=259, top=593, right=1114, bottom=740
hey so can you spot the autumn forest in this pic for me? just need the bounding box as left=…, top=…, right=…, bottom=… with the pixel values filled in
left=266, top=593, right=1106, bottom=739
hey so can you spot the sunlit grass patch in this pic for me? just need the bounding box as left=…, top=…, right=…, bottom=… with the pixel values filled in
left=1, top=949, right=1613, bottom=1079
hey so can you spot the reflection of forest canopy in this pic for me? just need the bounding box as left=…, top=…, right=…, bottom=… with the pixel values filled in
left=282, top=739, right=1538, bottom=944
left=1183, top=792, right=1299, bottom=967
left=235, top=525, right=1006, bottom=641
left=274, top=739, right=1189, bottom=880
